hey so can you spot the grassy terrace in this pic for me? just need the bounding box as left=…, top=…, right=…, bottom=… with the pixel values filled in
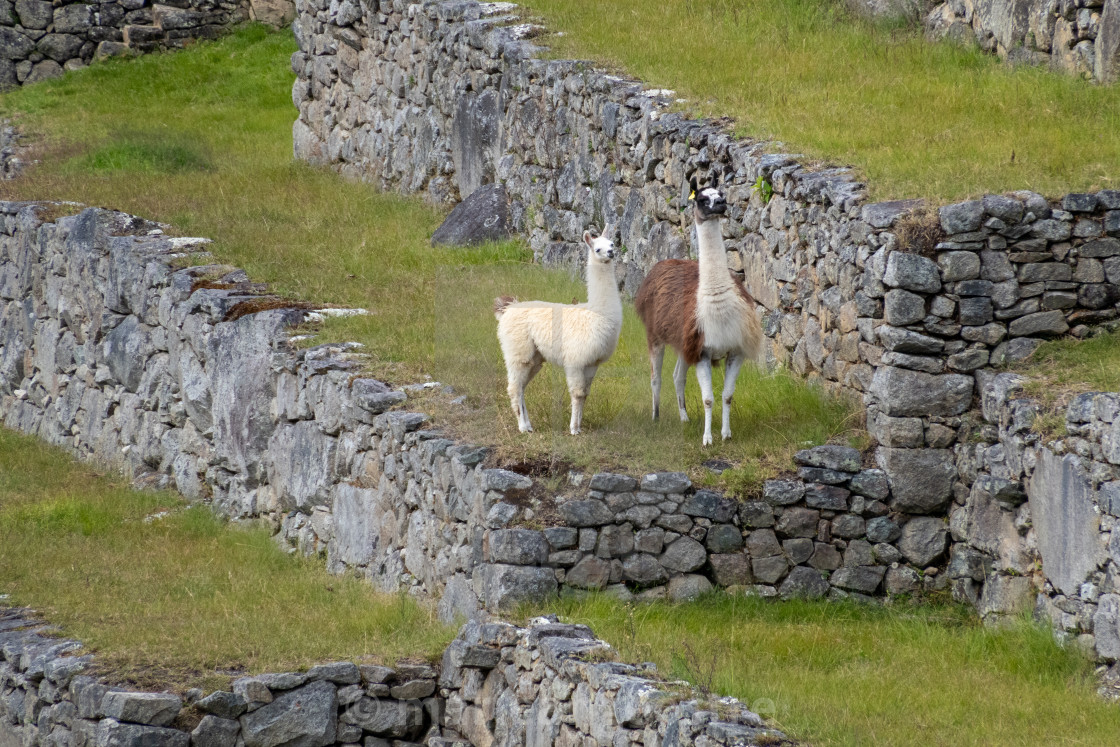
left=0, top=428, right=454, bottom=691
left=0, top=25, right=857, bottom=492
left=519, top=0, right=1120, bottom=202
left=559, top=594, right=1120, bottom=746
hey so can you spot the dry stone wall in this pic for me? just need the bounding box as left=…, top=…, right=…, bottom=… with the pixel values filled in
left=0, top=0, right=298, bottom=89
left=0, top=606, right=791, bottom=747
left=925, top=0, right=1120, bottom=82
left=948, top=371, right=1120, bottom=663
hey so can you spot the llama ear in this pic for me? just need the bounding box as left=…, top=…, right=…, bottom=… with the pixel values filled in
left=583, top=230, right=594, bottom=247
left=603, top=223, right=614, bottom=240
left=688, top=175, right=698, bottom=199
left=710, top=171, right=720, bottom=189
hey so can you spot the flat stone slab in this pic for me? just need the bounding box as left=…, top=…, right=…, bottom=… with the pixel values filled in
left=431, top=183, right=513, bottom=246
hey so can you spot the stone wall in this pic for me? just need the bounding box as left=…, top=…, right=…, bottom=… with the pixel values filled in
left=0, top=0, right=297, bottom=89
left=1, top=606, right=790, bottom=747
left=948, top=371, right=1120, bottom=662
left=925, top=0, right=1120, bottom=82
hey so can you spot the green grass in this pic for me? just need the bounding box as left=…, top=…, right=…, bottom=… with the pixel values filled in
left=518, top=0, right=1120, bottom=202
left=0, top=24, right=860, bottom=491
left=0, top=427, right=455, bottom=691
left=554, top=593, right=1120, bottom=746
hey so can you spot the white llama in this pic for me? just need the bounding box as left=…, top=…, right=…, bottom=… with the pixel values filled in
left=495, top=226, right=622, bottom=435
left=634, top=174, right=762, bottom=445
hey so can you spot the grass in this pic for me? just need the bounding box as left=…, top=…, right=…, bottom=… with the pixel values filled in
left=0, top=427, right=455, bottom=691
left=1008, top=327, right=1120, bottom=436
left=517, top=0, right=1120, bottom=203
left=0, top=24, right=860, bottom=492
left=554, top=593, right=1120, bottom=746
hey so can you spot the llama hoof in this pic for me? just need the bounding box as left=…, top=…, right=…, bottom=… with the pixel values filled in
left=519, top=424, right=533, bottom=433
left=722, top=430, right=732, bottom=441
left=702, top=434, right=713, bottom=446
left=678, top=410, right=690, bottom=422
left=569, top=428, right=581, bottom=436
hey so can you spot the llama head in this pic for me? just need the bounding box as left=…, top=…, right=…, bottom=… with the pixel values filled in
left=583, top=224, right=617, bottom=265
left=689, top=174, right=726, bottom=222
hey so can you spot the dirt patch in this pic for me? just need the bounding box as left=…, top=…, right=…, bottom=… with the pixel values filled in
left=224, top=297, right=318, bottom=322
left=895, top=208, right=943, bottom=257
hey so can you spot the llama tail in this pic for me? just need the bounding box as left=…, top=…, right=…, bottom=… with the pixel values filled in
left=494, top=295, right=518, bottom=319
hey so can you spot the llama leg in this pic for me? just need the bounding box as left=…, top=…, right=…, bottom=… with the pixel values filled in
left=695, top=355, right=715, bottom=446
left=673, top=356, right=690, bottom=422
left=649, top=344, right=665, bottom=420
left=721, top=354, right=746, bottom=441
left=507, top=352, right=541, bottom=433
left=566, top=365, right=592, bottom=435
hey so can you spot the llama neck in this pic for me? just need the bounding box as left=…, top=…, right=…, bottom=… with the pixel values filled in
left=696, top=219, right=732, bottom=295
left=586, top=256, right=622, bottom=320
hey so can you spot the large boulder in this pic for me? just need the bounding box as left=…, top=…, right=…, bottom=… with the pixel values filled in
left=239, top=681, right=337, bottom=747
left=431, top=183, right=513, bottom=247
left=1028, top=450, right=1104, bottom=596
left=869, top=365, right=973, bottom=417
left=877, top=447, right=955, bottom=513
left=451, top=89, right=501, bottom=199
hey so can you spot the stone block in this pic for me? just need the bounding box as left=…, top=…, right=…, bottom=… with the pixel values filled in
left=876, top=447, right=955, bottom=513
left=869, top=366, right=973, bottom=418
left=1027, top=450, right=1105, bottom=596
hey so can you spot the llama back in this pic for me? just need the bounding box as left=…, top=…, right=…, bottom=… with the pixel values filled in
left=635, top=259, right=704, bottom=365
left=497, top=303, right=619, bottom=368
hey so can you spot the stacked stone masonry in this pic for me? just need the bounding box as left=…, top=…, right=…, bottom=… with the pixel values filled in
left=925, top=0, right=1120, bottom=82
left=0, top=606, right=790, bottom=747
left=0, top=0, right=300, bottom=89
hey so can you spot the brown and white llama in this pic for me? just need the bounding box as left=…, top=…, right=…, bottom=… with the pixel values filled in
left=634, top=174, right=762, bottom=445
left=495, top=226, right=622, bottom=435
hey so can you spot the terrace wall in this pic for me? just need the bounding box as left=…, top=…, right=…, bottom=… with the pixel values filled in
left=0, top=607, right=790, bottom=747
left=0, top=0, right=296, bottom=89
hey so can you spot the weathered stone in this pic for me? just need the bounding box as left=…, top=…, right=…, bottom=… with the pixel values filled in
left=640, top=472, right=691, bottom=493
left=762, top=479, right=804, bottom=505
left=751, top=555, right=790, bottom=584
left=830, top=514, right=866, bottom=538
left=849, top=469, right=889, bottom=500
left=488, top=528, right=548, bottom=565
left=101, top=693, right=181, bottom=727
left=940, top=200, right=984, bottom=234
left=557, top=499, right=613, bottom=527
left=596, top=524, right=635, bottom=558
left=588, top=472, right=638, bottom=492
left=883, top=288, right=925, bottom=326
left=938, top=251, right=981, bottom=281
left=898, top=517, right=948, bottom=566
left=869, top=366, right=973, bottom=418
left=738, top=501, right=775, bottom=527
left=709, top=553, right=753, bottom=586
left=778, top=566, right=830, bottom=599
left=1007, top=310, right=1069, bottom=337
left=774, top=507, right=820, bottom=539
left=621, top=553, right=667, bottom=586
left=1080, top=237, right=1120, bottom=258
left=878, top=327, right=944, bottom=355
left=341, top=697, right=422, bottom=739
left=431, top=183, right=513, bottom=246
left=705, top=524, right=743, bottom=553
left=477, top=564, right=558, bottom=608
left=668, top=574, right=713, bottom=601
left=191, top=717, right=240, bottom=747
left=830, top=566, right=885, bottom=594
left=564, top=556, right=612, bottom=590
left=746, top=528, right=782, bottom=557
left=680, top=490, right=736, bottom=521
left=659, top=536, right=707, bottom=573
left=884, top=567, right=921, bottom=595
left=794, top=444, right=862, bottom=472
left=97, top=720, right=189, bottom=747
left=804, top=484, right=849, bottom=510
left=809, top=543, right=842, bottom=571
left=876, top=447, right=955, bottom=513
left=865, top=516, right=901, bottom=544
left=883, top=251, right=941, bottom=293
left=1028, top=450, right=1105, bottom=596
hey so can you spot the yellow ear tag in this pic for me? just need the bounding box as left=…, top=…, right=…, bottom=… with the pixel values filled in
left=689, top=190, right=696, bottom=200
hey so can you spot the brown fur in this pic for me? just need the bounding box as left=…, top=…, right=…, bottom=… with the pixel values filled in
left=494, top=295, right=518, bottom=319
left=634, top=260, right=757, bottom=366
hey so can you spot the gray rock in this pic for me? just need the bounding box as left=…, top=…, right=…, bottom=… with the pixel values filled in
left=15, top=0, right=52, bottom=30
left=565, top=555, right=611, bottom=589
left=488, top=528, right=548, bottom=565
left=640, top=472, right=691, bottom=493
left=350, top=379, right=405, bottom=414
left=884, top=567, right=921, bottom=595
left=738, top=501, right=775, bottom=527
left=104, top=316, right=153, bottom=392
left=898, top=517, right=948, bottom=566
left=660, top=536, right=707, bottom=573
left=878, top=326, right=944, bottom=355
left=883, top=288, right=925, bottom=326
left=588, top=472, right=637, bottom=492
left=709, top=554, right=753, bottom=586
left=622, top=553, right=667, bottom=586
left=940, top=200, right=984, bottom=234
left=876, top=447, right=955, bottom=513
left=705, top=524, right=743, bottom=553
left=938, top=251, right=981, bottom=281
left=451, top=89, right=500, bottom=199
left=849, top=469, right=889, bottom=500
left=239, top=682, right=336, bottom=747
left=431, top=183, right=513, bottom=246
left=883, top=251, right=941, bottom=292
left=1007, top=310, right=1069, bottom=337
left=477, top=563, right=558, bottom=608
left=191, top=717, right=240, bottom=747
left=870, top=366, right=973, bottom=417
left=809, top=543, right=842, bottom=570
left=774, top=507, right=820, bottom=538
left=231, top=679, right=271, bottom=711
left=1093, top=594, right=1120, bottom=660
left=1080, top=237, right=1120, bottom=258
left=746, top=528, right=782, bottom=558
left=97, top=721, right=189, bottom=747
left=804, top=484, right=849, bottom=510
left=865, top=516, right=901, bottom=543
left=861, top=199, right=923, bottom=228
left=0, top=27, right=35, bottom=60
left=762, top=479, right=804, bottom=505
left=306, top=662, right=360, bottom=685
left=101, top=692, right=182, bottom=727
left=596, top=524, right=635, bottom=557
left=1028, top=450, right=1105, bottom=596
left=958, top=297, right=993, bottom=326
left=830, top=514, right=866, bottom=538
left=341, top=697, right=423, bottom=739
left=794, top=444, right=861, bottom=472
left=982, top=195, right=1024, bottom=224
left=830, top=566, right=885, bottom=594
left=751, top=555, right=790, bottom=584
left=557, top=499, right=613, bottom=526
left=778, top=566, right=830, bottom=599
left=389, top=680, right=435, bottom=700
left=667, top=574, right=713, bottom=601
left=53, top=4, right=93, bottom=34
left=680, top=490, right=736, bottom=521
